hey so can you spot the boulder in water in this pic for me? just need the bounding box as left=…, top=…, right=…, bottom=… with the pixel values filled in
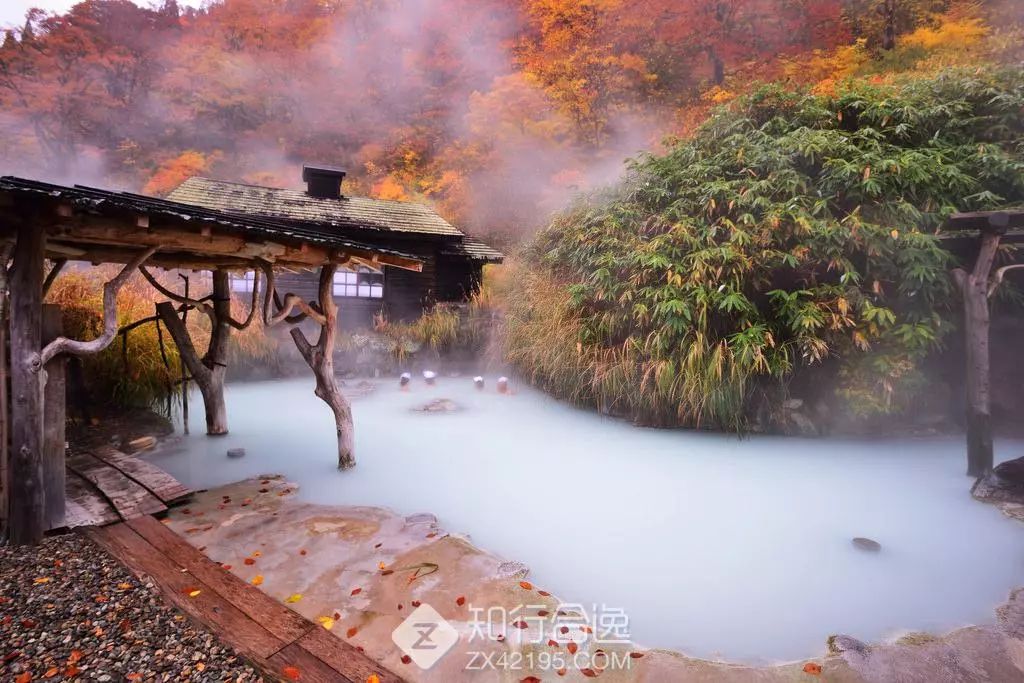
left=412, top=398, right=460, bottom=414
left=827, top=634, right=867, bottom=655
left=227, top=447, right=246, bottom=459
left=405, top=512, right=437, bottom=526
left=972, top=456, right=1024, bottom=504
left=852, top=537, right=881, bottom=552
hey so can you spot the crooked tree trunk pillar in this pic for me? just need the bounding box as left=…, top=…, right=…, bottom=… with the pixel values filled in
left=155, top=270, right=232, bottom=436
left=9, top=223, right=45, bottom=545
left=289, top=264, right=355, bottom=469
left=963, top=262, right=993, bottom=478
left=955, top=221, right=1006, bottom=479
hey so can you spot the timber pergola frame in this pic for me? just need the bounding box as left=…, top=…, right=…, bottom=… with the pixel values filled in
left=940, top=210, right=1024, bottom=478
left=0, top=176, right=422, bottom=545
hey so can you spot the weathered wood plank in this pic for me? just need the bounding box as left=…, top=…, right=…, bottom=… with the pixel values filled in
left=64, top=471, right=119, bottom=528
left=42, top=304, right=67, bottom=531
left=9, top=221, right=46, bottom=545
left=267, top=642, right=353, bottom=683
left=88, top=445, right=191, bottom=504
left=297, top=626, right=404, bottom=683
left=124, top=515, right=311, bottom=643
left=67, top=453, right=166, bottom=519
left=87, top=523, right=286, bottom=660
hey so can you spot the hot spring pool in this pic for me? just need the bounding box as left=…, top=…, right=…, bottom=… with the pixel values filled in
left=146, top=376, right=1024, bottom=663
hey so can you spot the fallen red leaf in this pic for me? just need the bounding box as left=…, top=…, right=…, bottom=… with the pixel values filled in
left=243, top=558, right=255, bottom=566
left=222, top=564, right=232, bottom=570
left=521, top=677, right=541, bottom=683
left=629, top=652, right=645, bottom=659
left=400, top=655, right=411, bottom=665
left=64, top=666, right=80, bottom=677
left=350, top=587, right=362, bottom=596
left=559, top=626, right=569, bottom=634
left=346, top=627, right=358, bottom=638
left=567, top=642, right=578, bottom=655
left=411, top=600, right=421, bottom=607
left=20, top=619, right=36, bottom=628
left=538, top=590, right=551, bottom=597
left=512, top=620, right=528, bottom=629
left=803, top=662, right=822, bottom=676
left=3, top=650, right=21, bottom=662
left=119, top=618, right=132, bottom=632
left=397, top=604, right=403, bottom=610
left=519, top=581, right=533, bottom=590
left=282, top=665, right=301, bottom=680
left=547, top=639, right=559, bottom=648
left=374, top=542, right=382, bottom=548
left=381, top=570, right=394, bottom=576
left=556, top=669, right=567, bottom=677
left=537, top=609, right=549, bottom=617
left=299, top=549, right=307, bottom=556
left=581, top=669, right=599, bottom=678
left=456, top=596, right=465, bottom=606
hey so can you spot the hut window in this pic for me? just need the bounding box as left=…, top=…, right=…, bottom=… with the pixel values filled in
left=230, top=271, right=256, bottom=293
left=333, top=266, right=383, bottom=299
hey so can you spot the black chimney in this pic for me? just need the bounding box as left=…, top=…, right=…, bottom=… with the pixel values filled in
left=302, top=164, right=346, bottom=200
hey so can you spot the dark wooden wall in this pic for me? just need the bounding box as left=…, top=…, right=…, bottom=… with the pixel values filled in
left=276, top=236, right=482, bottom=329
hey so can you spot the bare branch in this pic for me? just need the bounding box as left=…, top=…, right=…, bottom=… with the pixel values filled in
left=989, top=263, right=1024, bottom=298
left=257, top=260, right=327, bottom=327
left=41, top=258, right=66, bottom=298
left=139, top=266, right=214, bottom=318
left=224, top=269, right=262, bottom=331
left=37, top=246, right=160, bottom=366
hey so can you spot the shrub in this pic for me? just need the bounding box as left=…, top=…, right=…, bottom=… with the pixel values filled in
left=506, top=65, right=1024, bottom=430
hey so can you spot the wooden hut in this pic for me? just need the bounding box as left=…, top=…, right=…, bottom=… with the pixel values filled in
left=0, top=176, right=422, bottom=545
left=166, top=165, right=504, bottom=328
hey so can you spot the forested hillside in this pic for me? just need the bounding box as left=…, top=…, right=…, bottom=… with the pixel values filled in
left=2, top=0, right=1004, bottom=243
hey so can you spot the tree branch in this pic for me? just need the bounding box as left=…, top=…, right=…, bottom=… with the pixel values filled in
left=989, top=263, right=1024, bottom=298
left=37, top=246, right=160, bottom=366
left=257, top=261, right=327, bottom=327
left=41, top=258, right=66, bottom=298
left=139, top=266, right=214, bottom=318
left=224, top=270, right=262, bottom=331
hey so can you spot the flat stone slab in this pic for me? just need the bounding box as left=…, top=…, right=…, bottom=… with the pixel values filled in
left=160, top=477, right=1024, bottom=682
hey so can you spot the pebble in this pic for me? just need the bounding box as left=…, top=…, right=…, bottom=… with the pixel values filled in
left=852, top=537, right=881, bottom=552
left=0, top=534, right=261, bottom=680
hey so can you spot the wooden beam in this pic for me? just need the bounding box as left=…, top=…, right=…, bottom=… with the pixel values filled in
left=8, top=222, right=46, bottom=545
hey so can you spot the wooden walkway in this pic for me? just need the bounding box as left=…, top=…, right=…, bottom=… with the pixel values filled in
left=87, top=516, right=404, bottom=683
left=65, top=445, right=191, bottom=527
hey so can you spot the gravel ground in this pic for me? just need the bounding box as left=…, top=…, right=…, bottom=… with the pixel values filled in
left=0, top=532, right=266, bottom=682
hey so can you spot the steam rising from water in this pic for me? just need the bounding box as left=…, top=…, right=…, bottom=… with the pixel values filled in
left=149, top=377, right=1024, bottom=662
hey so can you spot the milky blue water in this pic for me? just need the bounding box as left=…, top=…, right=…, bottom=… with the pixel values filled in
left=146, top=376, right=1024, bottom=663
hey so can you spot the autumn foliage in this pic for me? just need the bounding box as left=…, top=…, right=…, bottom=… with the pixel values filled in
left=1, top=0, right=1003, bottom=242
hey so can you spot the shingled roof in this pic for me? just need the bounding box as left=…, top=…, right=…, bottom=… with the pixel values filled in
left=169, top=177, right=463, bottom=237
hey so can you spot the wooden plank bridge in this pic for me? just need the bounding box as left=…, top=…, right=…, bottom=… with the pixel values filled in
left=63, top=445, right=192, bottom=528
left=87, top=516, right=404, bottom=683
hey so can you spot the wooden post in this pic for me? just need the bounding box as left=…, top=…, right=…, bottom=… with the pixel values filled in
left=953, top=214, right=1008, bottom=478
left=179, top=273, right=189, bottom=435
left=0, top=243, right=11, bottom=534
left=41, top=304, right=65, bottom=530
left=8, top=223, right=46, bottom=545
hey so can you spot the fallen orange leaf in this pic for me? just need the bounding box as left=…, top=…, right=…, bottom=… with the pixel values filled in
left=367, top=676, right=380, bottom=683
left=68, top=650, right=83, bottom=664
left=347, top=626, right=359, bottom=638
left=243, top=558, right=256, bottom=566
left=282, top=665, right=301, bottom=680
left=581, top=669, right=598, bottom=678
left=251, top=575, right=264, bottom=586
left=15, top=672, right=30, bottom=683
left=43, top=667, right=58, bottom=678
left=803, top=662, right=822, bottom=676
left=33, top=577, right=50, bottom=584
left=519, top=581, right=533, bottom=590
left=567, top=642, right=578, bottom=655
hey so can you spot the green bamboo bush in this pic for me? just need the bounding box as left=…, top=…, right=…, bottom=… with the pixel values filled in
left=506, top=66, right=1024, bottom=430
